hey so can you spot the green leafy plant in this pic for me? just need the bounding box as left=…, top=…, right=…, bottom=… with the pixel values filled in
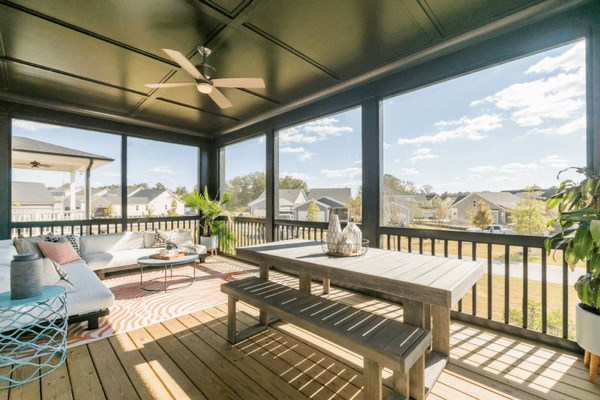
left=182, top=186, right=236, bottom=252
left=545, top=167, right=600, bottom=312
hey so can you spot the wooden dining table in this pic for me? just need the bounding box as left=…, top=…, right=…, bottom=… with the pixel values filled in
left=235, top=239, right=484, bottom=396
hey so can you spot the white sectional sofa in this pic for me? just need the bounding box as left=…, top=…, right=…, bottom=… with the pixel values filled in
left=2, top=229, right=208, bottom=330
left=0, top=239, right=114, bottom=330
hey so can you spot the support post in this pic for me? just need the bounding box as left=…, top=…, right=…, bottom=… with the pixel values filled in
left=228, top=294, right=237, bottom=343
left=266, top=130, right=277, bottom=242
left=361, top=98, right=381, bottom=248
left=120, top=135, right=128, bottom=232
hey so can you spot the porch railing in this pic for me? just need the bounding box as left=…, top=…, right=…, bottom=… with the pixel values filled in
left=224, top=218, right=579, bottom=351
left=10, top=216, right=201, bottom=243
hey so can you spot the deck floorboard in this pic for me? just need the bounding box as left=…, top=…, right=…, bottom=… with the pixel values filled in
left=3, top=257, right=597, bottom=400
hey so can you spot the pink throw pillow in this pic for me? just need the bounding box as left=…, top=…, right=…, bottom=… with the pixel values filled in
left=37, top=241, right=81, bottom=265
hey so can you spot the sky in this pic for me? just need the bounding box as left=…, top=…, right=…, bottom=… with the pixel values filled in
left=12, top=121, right=198, bottom=191
left=225, top=40, right=586, bottom=196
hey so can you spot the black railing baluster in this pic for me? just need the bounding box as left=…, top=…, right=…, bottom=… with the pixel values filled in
left=431, top=239, right=435, bottom=256
left=504, top=245, right=510, bottom=324
left=523, top=246, right=529, bottom=329
left=444, top=240, right=448, bottom=258
left=419, top=237, right=423, bottom=254
left=408, top=237, right=412, bottom=253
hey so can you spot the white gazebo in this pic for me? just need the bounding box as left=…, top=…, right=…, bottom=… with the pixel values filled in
left=11, top=136, right=114, bottom=219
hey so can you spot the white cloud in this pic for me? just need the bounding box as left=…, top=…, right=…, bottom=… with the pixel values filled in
left=473, top=43, right=585, bottom=128
left=280, top=171, right=314, bottom=181
left=526, top=41, right=585, bottom=75
left=539, top=155, right=569, bottom=169
left=530, top=114, right=586, bottom=136
left=101, top=172, right=120, bottom=177
left=280, top=117, right=353, bottom=145
left=409, top=147, right=439, bottom=163
left=298, top=151, right=316, bottom=161
left=150, top=165, right=175, bottom=174
left=398, top=114, right=502, bottom=145
left=321, top=167, right=361, bottom=179
left=13, top=120, right=60, bottom=132
left=280, top=146, right=305, bottom=153
left=383, top=142, right=392, bottom=149
left=257, top=136, right=265, bottom=144
left=354, top=160, right=362, bottom=165
left=399, top=168, right=419, bottom=176
left=469, top=165, right=496, bottom=173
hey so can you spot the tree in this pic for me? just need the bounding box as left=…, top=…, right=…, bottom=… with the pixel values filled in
left=104, top=203, right=114, bottom=218
left=512, top=192, right=548, bottom=235
left=383, top=174, right=416, bottom=194
left=348, top=186, right=362, bottom=223
left=470, top=200, right=493, bottom=228
left=306, top=199, right=320, bottom=222
left=166, top=199, right=178, bottom=217
left=420, top=185, right=434, bottom=195
left=432, top=198, right=452, bottom=225
left=145, top=206, right=155, bottom=218
left=175, top=186, right=188, bottom=197
left=226, top=172, right=266, bottom=210
left=279, top=175, right=308, bottom=191
left=154, top=182, right=166, bottom=190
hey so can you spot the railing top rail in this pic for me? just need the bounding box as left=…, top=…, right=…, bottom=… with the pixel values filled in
left=11, top=215, right=201, bottom=229
left=378, top=226, right=552, bottom=248
left=230, top=216, right=267, bottom=223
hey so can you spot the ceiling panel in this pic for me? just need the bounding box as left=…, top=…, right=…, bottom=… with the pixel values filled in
left=6, top=63, right=145, bottom=114
left=0, top=6, right=170, bottom=96
left=8, top=0, right=223, bottom=57
left=244, top=0, right=433, bottom=79
left=424, top=0, right=542, bottom=36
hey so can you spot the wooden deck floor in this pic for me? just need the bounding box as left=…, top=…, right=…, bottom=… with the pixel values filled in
left=2, top=271, right=599, bottom=400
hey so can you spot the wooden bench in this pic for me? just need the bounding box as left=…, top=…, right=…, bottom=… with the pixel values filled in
left=222, top=277, right=432, bottom=400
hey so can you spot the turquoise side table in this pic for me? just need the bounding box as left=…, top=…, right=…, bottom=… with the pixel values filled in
left=0, top=286, right=67, bottom=388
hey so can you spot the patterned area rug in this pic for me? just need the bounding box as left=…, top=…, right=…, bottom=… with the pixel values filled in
left=67, top=257, right=256, bottom=347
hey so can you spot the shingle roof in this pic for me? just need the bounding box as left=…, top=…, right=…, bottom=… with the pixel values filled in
left=307, top=188, right=351, bottom=205
left=315, top=196, right=346, bottom=208
left=13, top=136, right=114, bottom=161
left=12, top=181, right=56, bottom=205
left=131, top=189, right=165, bottom=201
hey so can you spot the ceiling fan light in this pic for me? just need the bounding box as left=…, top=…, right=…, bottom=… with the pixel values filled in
left=197, top=82, right=213, bottom=94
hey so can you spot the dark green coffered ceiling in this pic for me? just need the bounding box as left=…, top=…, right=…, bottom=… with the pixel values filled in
left=0, top=0, right=573, bottom=138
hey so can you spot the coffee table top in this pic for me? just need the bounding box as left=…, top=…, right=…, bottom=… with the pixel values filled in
left=138, top=252, right=199, bottom=266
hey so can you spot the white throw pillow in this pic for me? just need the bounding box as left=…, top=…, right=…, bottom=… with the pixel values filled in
left=0, top=245, right=17, bottom=266
left=157, top=229, right=194, bottom=247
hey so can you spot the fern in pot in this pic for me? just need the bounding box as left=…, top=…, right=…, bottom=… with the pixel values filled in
left=545, top=167, right=600, bottom=372
left=183, top=186, right=236, bottom=253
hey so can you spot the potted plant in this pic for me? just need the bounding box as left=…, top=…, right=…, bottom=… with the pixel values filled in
left=545, top=167, right=600, bottom=371
left=182, top=186, right=236, bottom=253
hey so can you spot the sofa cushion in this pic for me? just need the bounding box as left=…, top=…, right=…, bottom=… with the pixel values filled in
left=0, top=244, right=17, bottom=266
left=61, top=259, right=115, bottom=316
left=13, top=236, right=45, bottom=258
left=143, top=232, right=156, bottom=248
left=38, top=241, right=81, bottom=265
left=157, top=229, right=194, bottom=247
left=80, top=232, right=144, bottom=255
left=82, top=248, right=160, bottom=271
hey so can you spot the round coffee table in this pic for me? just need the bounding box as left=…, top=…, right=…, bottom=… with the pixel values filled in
left=138, top=253, right=199, bottom=292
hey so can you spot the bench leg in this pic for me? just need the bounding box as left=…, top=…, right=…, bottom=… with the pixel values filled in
left=299, top=272, right=312, bottom=293
left=392, top=370, right=408, bottom=399
left=259, top=264, right=270, bottom=325
left=364, top=359, right=382, bottom=400
left=228, top=294, right=238, bottom=343
left=409, top=355, right=425, bottom=400
left=431, top=305, right=450, bottom=356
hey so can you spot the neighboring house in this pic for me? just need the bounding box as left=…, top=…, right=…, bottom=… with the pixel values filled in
left=382, top=188, right=416, bottom=226
left=12, top=181, right=61, bottom=221
left=248, top=189, right=307, bottom=218
left=503, top=188, right=557, bottom=200
left=92, top=188, right=185, bottom=218
left=295, top=196, right=347, bottom=222
left=451, top=192, right=521, bottom=225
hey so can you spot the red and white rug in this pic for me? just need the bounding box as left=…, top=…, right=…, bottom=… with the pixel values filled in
left=67, top=257, right=256, bottom=347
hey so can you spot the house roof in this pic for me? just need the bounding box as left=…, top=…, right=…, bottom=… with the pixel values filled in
left=131, top=189, right=167, bottom=202
left=248, top=189, right=305, bottom=207
left=307, top=188, right=351, bottom=205
left=454, top=192, right=521, bottom=210
left=12, top=181, right=56, bottom=205
left=12, top=136, right=114, bottom=173
left=315, top=196, right=346, bottom=208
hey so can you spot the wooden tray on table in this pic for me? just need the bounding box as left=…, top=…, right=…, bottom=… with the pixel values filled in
left=149, top=252, right=186, bottom=260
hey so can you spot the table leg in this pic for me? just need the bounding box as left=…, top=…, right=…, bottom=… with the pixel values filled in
left=431, top=305, right=450, bottom=356
left=322, top=278, right=330, bottom=295
left=299, top=272, right=311, bottom=293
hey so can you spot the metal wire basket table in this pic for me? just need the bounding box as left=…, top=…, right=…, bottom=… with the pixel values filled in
left=0, top=286, right=67, bottom=388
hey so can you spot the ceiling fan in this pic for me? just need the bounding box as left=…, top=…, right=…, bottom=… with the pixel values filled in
left=145, top=46, right=265, bottom=109
left=13, top=160, right=53, bottom=169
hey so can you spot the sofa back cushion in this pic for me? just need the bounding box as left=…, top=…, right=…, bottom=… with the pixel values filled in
left=156, top=229, right=194, bottom=247
left=80, top=232, right=145, bottom=255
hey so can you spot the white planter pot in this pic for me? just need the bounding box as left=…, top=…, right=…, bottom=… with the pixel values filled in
left=200, top=236, right=219, bottom=250
left=576, top=303, right=600, bottom=355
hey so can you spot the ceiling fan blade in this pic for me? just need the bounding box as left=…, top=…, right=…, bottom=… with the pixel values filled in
left=211, top=78, right=265, bottom=89
left=145, top=82, right=196, bottom=88
left=206, top=87, right=232, bottom=109
left=161, top=48, right=204, bottom=80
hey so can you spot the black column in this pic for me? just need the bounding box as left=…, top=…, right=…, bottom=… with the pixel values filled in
left=120, top=135, right=128, bottom=232
left=0, top=110, right=10, bottom=239
left=266, top=130, right=278, bottom=242
left=361, top=98, right=382, bottom=247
